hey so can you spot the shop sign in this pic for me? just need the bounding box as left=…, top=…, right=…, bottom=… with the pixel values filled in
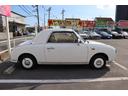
left=80, top=20, right=95, bottom=28
left=95, top=18, right=114, bottom=28
left=0, top=5, right=11, bottom=16
left=48, top=19, right=65, bottom=27
left=117, top=20, right=128, bottom=29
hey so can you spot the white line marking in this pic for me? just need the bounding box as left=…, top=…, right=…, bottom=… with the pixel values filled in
left=113, top=61, right=128, bottom=71
left=0, top=77, right=128, bottom=83
left=106, top=64, right=111, bottom=67
left=3, top=65, right=15, bottom=74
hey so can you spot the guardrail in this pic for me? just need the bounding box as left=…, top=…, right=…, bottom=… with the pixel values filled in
left=0, top=36, right=34, bottom=62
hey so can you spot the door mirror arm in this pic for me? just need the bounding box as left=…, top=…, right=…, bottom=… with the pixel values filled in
left=77, top=39, right=82, bottom=45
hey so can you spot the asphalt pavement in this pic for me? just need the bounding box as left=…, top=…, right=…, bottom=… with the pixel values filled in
left=0, top=39, right=128, bottom=89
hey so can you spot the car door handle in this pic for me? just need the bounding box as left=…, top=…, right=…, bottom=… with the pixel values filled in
left=47, top=47, right=55, bottom=50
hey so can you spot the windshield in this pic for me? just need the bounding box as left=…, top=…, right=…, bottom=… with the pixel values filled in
left=101, top=32, right=110, bottom=35
left=112, top=32, right=118, bottom=34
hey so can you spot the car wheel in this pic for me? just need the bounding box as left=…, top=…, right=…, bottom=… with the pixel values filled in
left=90, top=55, right=106, bottom=69
left=19, top=55, right=37, bottom=69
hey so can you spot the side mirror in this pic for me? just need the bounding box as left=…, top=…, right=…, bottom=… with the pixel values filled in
left=78, top=39, right=81, bottom=43
left=77, top=39, right=82, bottom=45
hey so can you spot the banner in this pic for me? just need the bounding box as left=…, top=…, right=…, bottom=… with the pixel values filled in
left=65, top=18, right=80, bottom=27
left=80, top=20, right=95, bottom=28
left=95, top=18, right=114, bottom=28
left=48, top=19, right=65, bottom=27
left=0, top=5, right=11, bottom=16
left=117, top=20, right=128, bottom=29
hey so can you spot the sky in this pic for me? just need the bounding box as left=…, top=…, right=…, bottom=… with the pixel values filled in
left=11, top=5, right=116, bottom=27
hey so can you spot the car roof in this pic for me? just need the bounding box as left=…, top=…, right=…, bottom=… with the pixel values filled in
left=44, top=28, right=75, bottom=32
left=33, top=28, right=76, bottom=44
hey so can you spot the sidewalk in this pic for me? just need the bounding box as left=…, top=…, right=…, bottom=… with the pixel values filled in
left=0, top=51, right=14, bottom=75
left=0, top=51, right=9, bottom=63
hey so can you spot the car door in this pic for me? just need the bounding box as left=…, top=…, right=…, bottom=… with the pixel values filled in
left=45, top=31, right=88, bottom=63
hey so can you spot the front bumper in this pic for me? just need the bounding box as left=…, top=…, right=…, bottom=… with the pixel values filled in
left=106, top=61, right=113, bottom=64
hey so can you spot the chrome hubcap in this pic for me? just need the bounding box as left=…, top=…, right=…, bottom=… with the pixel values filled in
left=94, top=58, right=104, bottom=68
left=22, top=58, right=33, bottom=68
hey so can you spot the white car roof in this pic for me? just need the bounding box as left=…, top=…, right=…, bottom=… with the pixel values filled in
left=32, top=28, right=75, bottom=44
left=44, top=28, right=75, bottom=32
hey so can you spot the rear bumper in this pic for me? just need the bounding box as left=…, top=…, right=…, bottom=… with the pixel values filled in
left=10, top=59, right=17, bottom=63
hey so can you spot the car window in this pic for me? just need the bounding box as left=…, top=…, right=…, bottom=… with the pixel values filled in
left=48, top=31, right=78, bottom=43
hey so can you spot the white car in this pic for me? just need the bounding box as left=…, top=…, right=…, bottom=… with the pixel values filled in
left=120, top=31, right=128, bottom=39
left=11, top=29, right=117, bottom=69
left=79, top=31, right=89, bottom=39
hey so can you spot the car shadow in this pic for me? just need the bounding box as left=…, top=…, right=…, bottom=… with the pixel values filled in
left=1, top=63, right=110, bottom=80
left=0, top=63, right=111, bottom=90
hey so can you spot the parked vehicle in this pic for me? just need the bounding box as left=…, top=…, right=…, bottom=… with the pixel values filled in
left=96, top=31, right=112, bottom=39
left=111, top=31, right=123, bottom=39
left=81, top=30, right=101, bottom=39
left=79, top=30, right=89, bottom=39
left=11, top=29, right=116, bottom=69
left=118, top=31, right=128, bottom=39
left=88, top=31, right=101, bottom=39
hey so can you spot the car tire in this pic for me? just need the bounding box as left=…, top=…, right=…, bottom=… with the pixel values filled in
left=89, top=55, right=106, bottom=69
left=19, top=55, right=37, bottom=69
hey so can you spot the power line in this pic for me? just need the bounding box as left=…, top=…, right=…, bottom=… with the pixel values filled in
left=22, top=5, right=34, bottom=16
left=18, top=5, right=32, bottom=16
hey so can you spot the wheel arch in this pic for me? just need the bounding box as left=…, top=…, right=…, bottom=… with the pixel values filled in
left=89, top=53, right=109, bottom=63
left=18, top=53, right=37, bottom=63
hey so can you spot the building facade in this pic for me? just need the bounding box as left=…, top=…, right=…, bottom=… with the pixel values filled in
left=116, top=5, right=128, bottom=22
left=0, top=11, right=26, bottom=36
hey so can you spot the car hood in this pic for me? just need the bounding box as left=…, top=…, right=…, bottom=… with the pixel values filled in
left=80, top=33, right=88, bottom=36
left=112, top=33, right=122, bottom=36
left=90, top=33, right=101, bottom=36
left=122, top=32, right=128, bottom=36
left=86, top=40, right=114, bottom=48
left=87, top=40, right=106, bottom=45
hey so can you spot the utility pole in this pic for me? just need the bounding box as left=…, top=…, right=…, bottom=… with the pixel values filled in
left=61, top=9, right=65, bottom=20
left=36, top=5, right=40, bottom=32
left=47, top=7, right=51, bottom=27
left=42, top=6, right=46, bottom=29
left=47, top=7, right=51, bottom=20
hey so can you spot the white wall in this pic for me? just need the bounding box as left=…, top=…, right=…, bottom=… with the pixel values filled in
left=8, top=12, right=25, bottom=24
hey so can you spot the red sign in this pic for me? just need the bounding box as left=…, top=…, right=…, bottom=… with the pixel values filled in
left=0, top=5, right=11, bottom=16
left=80, top=20, right=95, bottom=28
left=48, top=19, right=65, bottom=26
left=117, top=20, right=128, bottom=28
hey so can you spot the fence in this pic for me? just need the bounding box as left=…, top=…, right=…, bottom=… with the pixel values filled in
left=0, top=36, right=34, bottom=62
